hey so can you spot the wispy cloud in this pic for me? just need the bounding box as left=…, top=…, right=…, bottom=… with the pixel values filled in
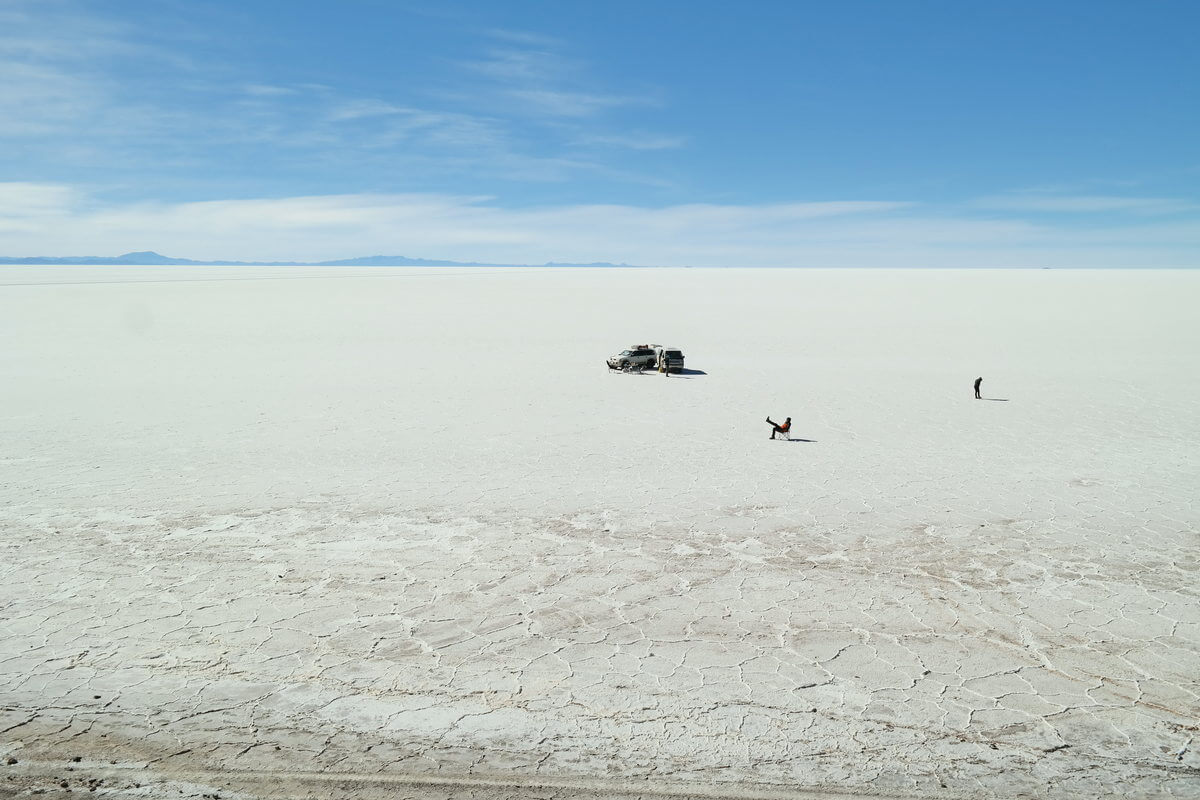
left=974, top=194, right=1198, bottom=215
left=326, top=99, right=409, bottom=122
left=507, top=88, right=649, bottom=118
left=0, top=61, right=98, bottom=136
left=0, top=5, right=678, bottom=193
left=4, top=183, right=1196, bottom=267
left=460, top=32, right=659, bottom=119
left=465, top=47, right=561, bottom=85
left=574, top=133, right=687, bottom=151
left=484, top=29, right=565, bottom=49
left=0, top=183, right=83, bottom=232
left=0, top=1, right=198, bottom=140
left=243, top=84, right=298, bottom=97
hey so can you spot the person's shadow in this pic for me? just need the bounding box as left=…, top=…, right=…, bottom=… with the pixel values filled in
left=981, top=398, right=1009, bottom=402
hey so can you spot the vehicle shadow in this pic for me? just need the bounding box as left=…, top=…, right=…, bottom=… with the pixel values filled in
left=607, top=367, right=706, bottom=377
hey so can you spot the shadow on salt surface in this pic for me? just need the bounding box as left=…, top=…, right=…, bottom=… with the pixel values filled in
left=607, top=368, right=708, bottom=377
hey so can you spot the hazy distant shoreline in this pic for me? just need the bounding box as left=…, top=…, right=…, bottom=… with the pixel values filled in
left=0, top=251, right=1192, bottom=269
left=0, top=250, right=643, bottom=268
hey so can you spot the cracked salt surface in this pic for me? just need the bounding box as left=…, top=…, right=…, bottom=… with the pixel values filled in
left=1, top=267, right=1198, bottom=799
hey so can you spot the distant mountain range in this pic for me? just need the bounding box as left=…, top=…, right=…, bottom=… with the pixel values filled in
left=0, top=251, right=641, bottom=268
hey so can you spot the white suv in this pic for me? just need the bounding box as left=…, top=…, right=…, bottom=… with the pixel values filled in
left=607, top=345, right=659, bottom=370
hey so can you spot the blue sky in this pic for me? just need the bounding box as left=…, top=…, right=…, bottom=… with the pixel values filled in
left=1, top=0, right=1198, bottom=266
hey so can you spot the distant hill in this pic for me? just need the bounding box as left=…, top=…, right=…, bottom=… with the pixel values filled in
left=0, top=251, right=640, bottom=268
left=0, top=251, right=296, bottom=266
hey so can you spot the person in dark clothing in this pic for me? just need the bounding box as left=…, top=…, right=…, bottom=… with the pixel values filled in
left=766, top=416, right=791, bottom=439
left=974, top=377, right=983, bottom=399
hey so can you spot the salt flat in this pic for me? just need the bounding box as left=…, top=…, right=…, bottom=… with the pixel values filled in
left=0, top=267, right=1197, bottom=799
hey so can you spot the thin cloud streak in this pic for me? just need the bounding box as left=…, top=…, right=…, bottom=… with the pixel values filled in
left=574, top=133, right=687, bottom=151
left=974, top=194, right=1198, bottom=214
left=484, top=29, right=565, bottom=49
left=460, top=33, right=662, bottom=120
left=243, top=84, right=299, bottom=97
left=508, top=89, right=650, bottom=118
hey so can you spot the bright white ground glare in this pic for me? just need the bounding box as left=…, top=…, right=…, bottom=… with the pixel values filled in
left=1, top=267, right=1197, bottom=799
